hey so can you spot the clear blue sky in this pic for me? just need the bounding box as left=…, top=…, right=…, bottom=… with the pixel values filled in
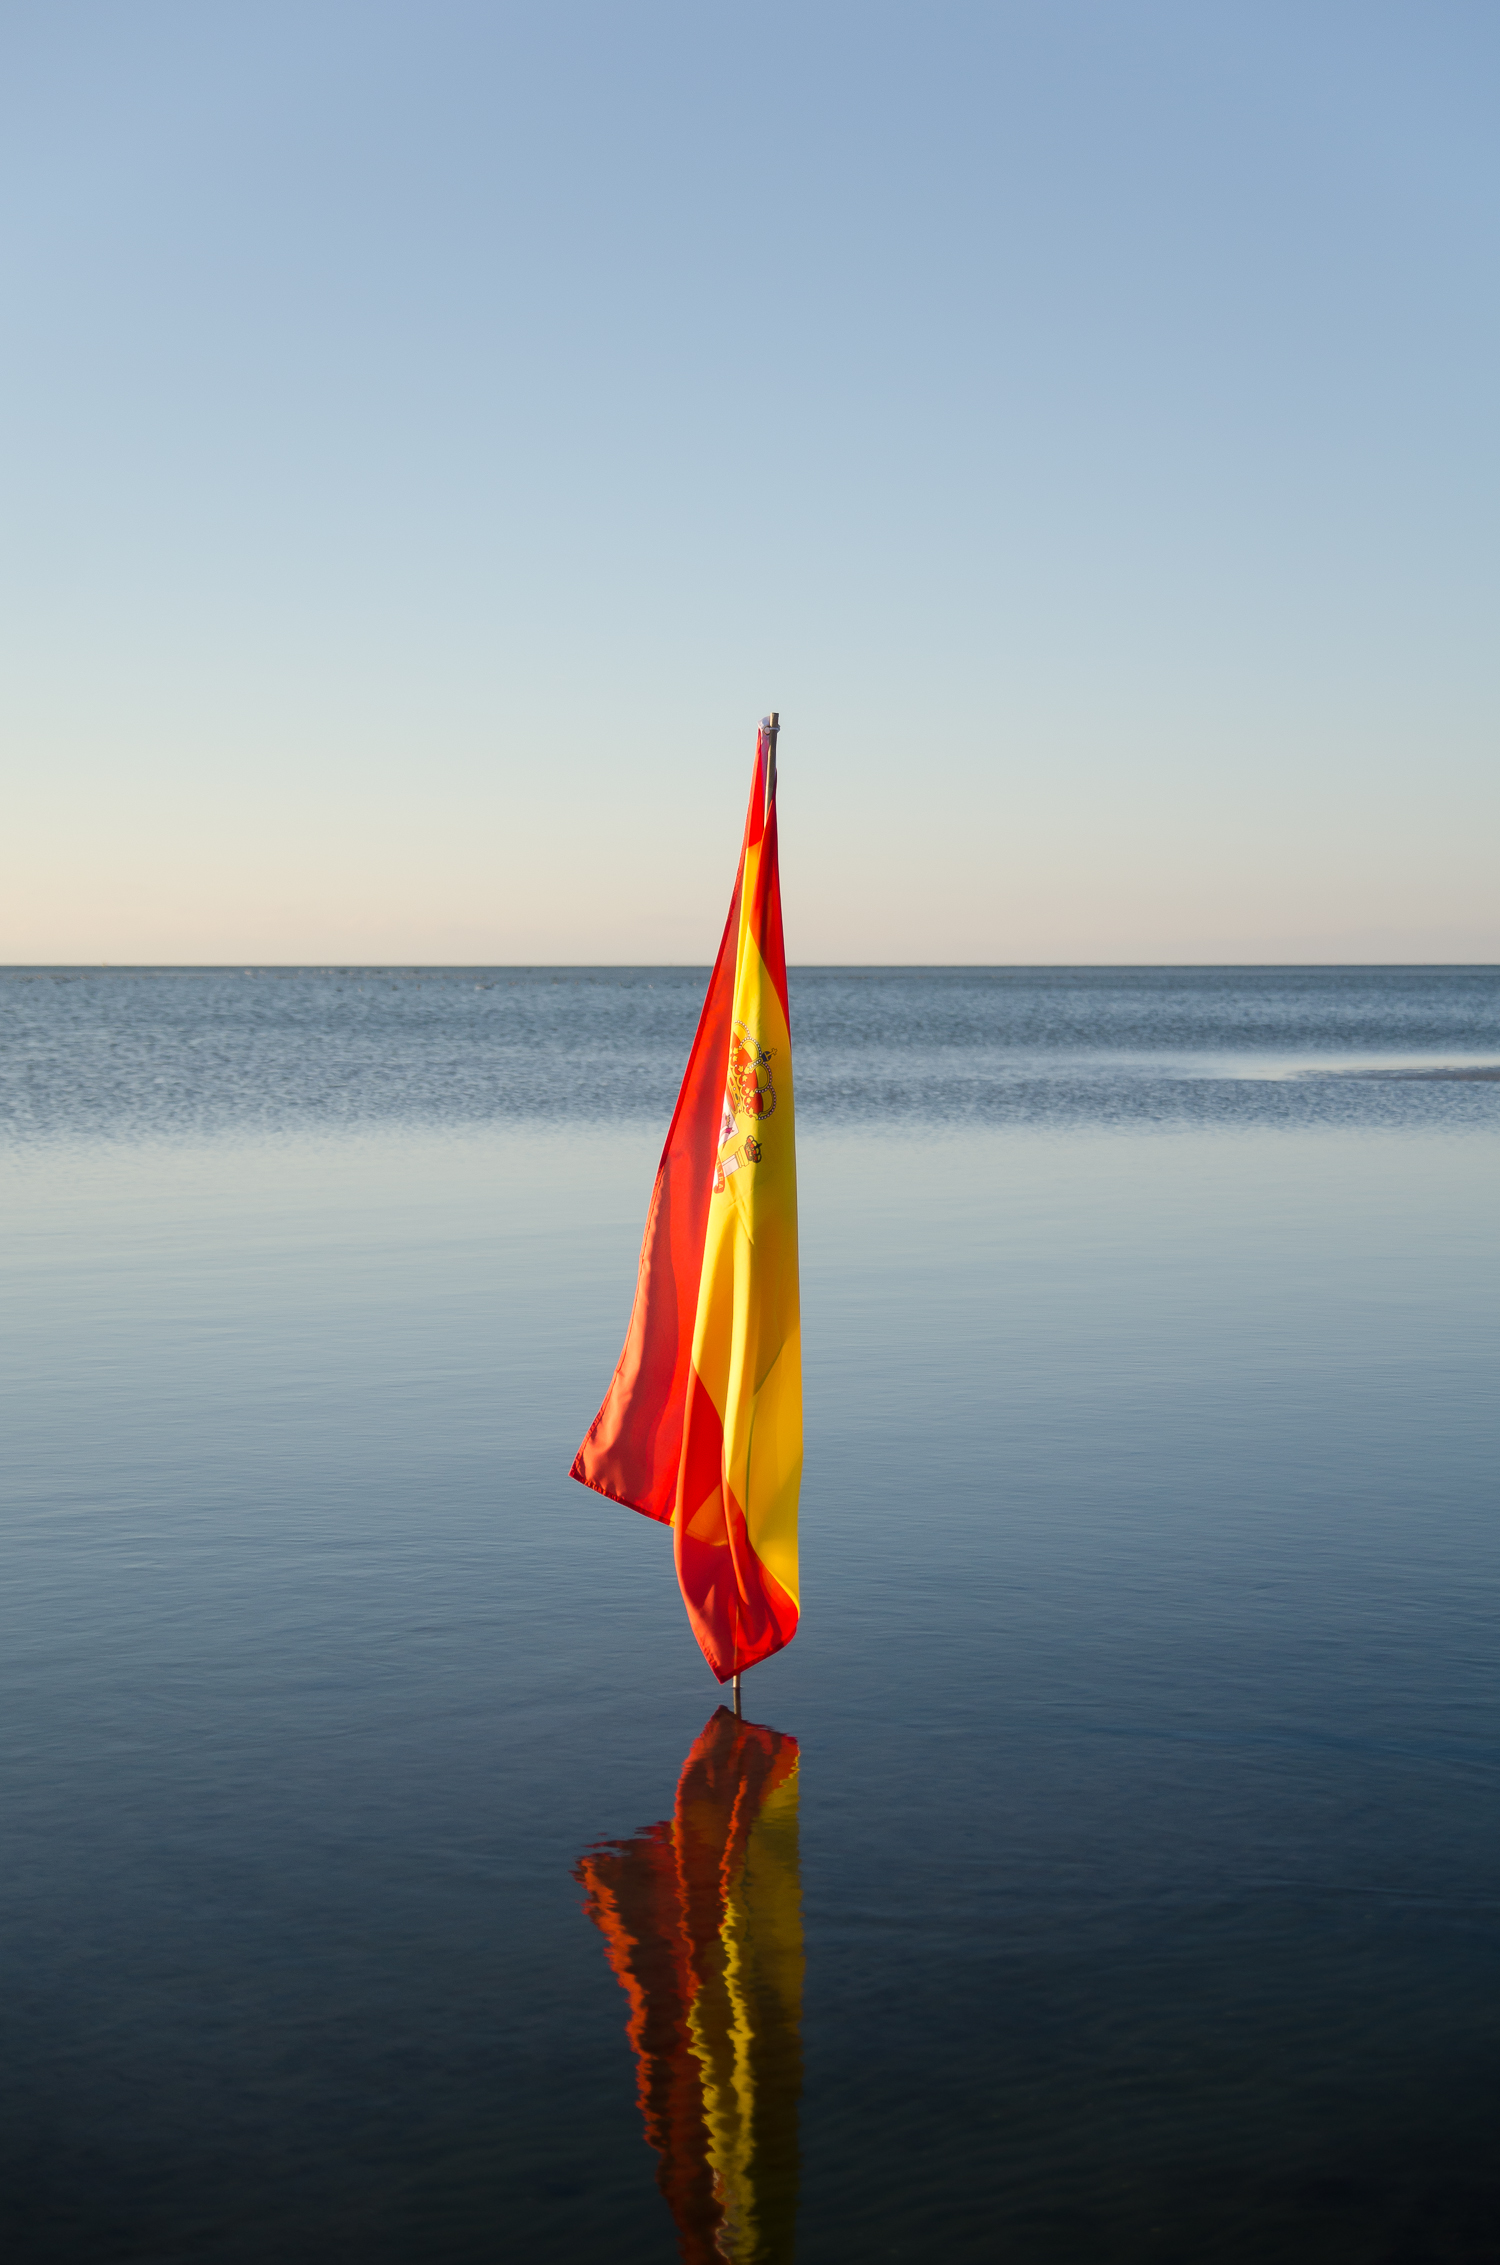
left=3, top=2, right=1495, bottom=962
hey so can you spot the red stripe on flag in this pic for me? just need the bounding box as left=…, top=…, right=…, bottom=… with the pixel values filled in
left=749, top=790, right=790, bottom=1032
left=569, top=884, right=741, bottom=1520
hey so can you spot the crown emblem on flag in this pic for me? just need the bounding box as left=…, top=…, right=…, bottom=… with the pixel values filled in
left=729, top=1021, right=776, bottom=1121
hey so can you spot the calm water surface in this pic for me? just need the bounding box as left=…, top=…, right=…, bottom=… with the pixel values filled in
left=2, top=968, right=1498, bottom=2262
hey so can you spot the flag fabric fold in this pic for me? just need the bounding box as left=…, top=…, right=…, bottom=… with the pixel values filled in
left=571, top=724, right=801, bottom=1681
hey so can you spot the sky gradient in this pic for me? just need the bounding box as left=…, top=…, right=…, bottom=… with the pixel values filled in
left=3, top=2, right=1496, bottom=963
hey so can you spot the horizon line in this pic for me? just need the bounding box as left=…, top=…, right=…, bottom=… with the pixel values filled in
left=3, top=961, right=1497, bottom=976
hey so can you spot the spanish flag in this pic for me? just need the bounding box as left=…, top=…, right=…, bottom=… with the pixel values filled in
left=571, top=720, right=801, bottom=1681
left=574, top=1707, right=803, bottom=2263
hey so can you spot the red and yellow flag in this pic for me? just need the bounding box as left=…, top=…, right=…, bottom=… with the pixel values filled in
left=571, top=722, right=801, bottom=1681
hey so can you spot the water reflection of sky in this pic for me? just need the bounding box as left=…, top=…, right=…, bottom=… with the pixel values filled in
left=1, top=969, right=1497, bottom=2260
left=3, top=965, right=1497, bottom=1140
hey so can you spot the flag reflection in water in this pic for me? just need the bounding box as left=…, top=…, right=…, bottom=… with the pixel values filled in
left=575, top=1708, right=803, bottom=2263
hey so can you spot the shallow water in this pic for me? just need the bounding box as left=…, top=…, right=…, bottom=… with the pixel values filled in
left=2, top=968, right=1498, bottom=2261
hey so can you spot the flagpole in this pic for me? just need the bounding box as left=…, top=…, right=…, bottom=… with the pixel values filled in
left=736, top=706, right=778, bottom=1726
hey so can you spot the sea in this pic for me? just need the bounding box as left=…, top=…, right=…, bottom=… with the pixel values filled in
left=2, top=965, right=1497, bottom=2264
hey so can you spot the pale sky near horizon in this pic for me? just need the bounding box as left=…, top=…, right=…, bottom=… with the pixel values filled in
left=2, top=3, right=1496, bottom=965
